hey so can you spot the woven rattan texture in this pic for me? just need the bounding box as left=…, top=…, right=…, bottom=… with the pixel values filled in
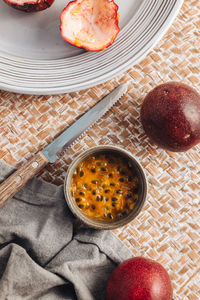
left=0, top=0, right=200, bottom=299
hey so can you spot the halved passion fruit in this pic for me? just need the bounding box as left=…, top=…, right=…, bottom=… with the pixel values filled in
left=60, top=0, right=120, bottom=51
left=3, top=0, right=55, bottom=12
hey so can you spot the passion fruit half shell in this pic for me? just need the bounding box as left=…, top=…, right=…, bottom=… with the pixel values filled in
left=60, top=0, right=120, bottom=51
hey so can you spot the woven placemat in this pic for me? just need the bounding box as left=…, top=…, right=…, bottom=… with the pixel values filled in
left=0, top=0, right=200, bottom=299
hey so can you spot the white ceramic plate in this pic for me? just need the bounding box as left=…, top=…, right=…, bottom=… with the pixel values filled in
left=0, top=0, right=183, bottom=95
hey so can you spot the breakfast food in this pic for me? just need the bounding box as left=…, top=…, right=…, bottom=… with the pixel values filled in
left=3, top=0, right=55, bottom=12
left=141, top=82, right=200, bottom=152
left=60, top=0, right=120, bottom=51
left=71, top=153, right=139, bottom=221
left=106, top=257, right=173, bottom=300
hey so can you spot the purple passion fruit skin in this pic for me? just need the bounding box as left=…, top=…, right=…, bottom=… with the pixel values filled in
left=3, top=0, right=55, bottom=12
left=141, top=82, right=200, bottom=152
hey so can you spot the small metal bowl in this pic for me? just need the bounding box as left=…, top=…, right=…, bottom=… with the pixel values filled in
left=64, top=145, right=147, bottom=230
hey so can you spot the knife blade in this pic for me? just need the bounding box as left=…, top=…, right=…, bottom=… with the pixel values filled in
left=42, top=83, right=127, bottom=163
left=0, top=84, right=127, bottom=206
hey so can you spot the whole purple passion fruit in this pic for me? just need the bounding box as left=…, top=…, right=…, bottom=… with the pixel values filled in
left=141, top=82, right=200, bottom=152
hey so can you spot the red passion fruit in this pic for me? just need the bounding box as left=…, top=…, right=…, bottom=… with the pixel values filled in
left=60, top=0, right=120, bottom=51
left=106, top=257, right=173, bottom=300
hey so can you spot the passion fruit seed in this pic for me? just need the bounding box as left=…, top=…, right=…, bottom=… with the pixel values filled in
left=112, top=197, right=118, bottom=202
left=76, top=198, right=81, bottom=202
left=126, top=193, right=132, bottom=198
left=119, top=178, right=125, bottom=182
left=105, top=189, right=110, bottom=193
left=108, top=159, right=114, bottom=163
left=108, top=213, right=113, bottom=219
left=120, top=171, right=126, bottom=175
left=121, top=210, right=127, bottom=216
left=116, top=189, right=122, bottom=194
left=91, top=180, right=98, bottom=184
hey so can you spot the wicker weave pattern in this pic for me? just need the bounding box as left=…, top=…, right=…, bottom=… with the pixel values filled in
left=0, top=0, right=200, bottom=298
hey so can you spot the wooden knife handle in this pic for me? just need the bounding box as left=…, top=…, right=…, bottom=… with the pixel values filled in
left=0, top=151, right=49, bottom=207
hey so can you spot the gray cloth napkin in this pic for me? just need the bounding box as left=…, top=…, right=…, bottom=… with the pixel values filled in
left=0, top=161, right=132, bottom=300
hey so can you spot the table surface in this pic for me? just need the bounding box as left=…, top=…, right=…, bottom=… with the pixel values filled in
left=0, top=0, right=200, bottom=299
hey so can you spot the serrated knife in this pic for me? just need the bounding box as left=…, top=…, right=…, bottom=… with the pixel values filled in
left=0, top=84, right=127, bottom=206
